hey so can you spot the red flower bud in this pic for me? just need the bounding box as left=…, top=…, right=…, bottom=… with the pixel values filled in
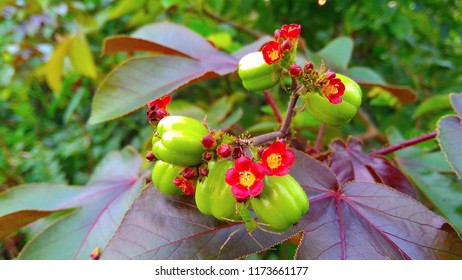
left=182, top=167, right=197, bottom=180
left=145, top=151, right=156, bottom=162
left=201, top=135, right=216, bottom=150
left=289, top=64, right=303, bottom=77
left=232, top=146, right=243, bottom=159
left=281, top=40, right=292, bottom=52
left=199, top=165, right=209, bottom=177
left=203, top=151, right=214, bottom=161
left=324, top=71, right=336, bottom=80
left=304, top=62, right=314, bottom=72
left=217, top=144, right=232, bottom=158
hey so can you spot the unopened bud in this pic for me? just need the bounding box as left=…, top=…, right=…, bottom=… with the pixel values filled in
left=281, top=40, right=292, bottom=52
left=289, top=64, right=303, bottom=77
left=182, top=167, right=197, bottom=180
left=145, top=151, right=156, bottom=162
left=201, top=135, right=216, bottom=150
left=217, top=144, right=232, bottom=158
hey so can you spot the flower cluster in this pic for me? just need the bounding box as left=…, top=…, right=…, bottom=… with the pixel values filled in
left=225, top=140, right=295, bottom=202
left=259, top=23, right=346, bottom=104
left=146, top=95, right=171, bottom=124
left=262, top=24, right=301, bottom=66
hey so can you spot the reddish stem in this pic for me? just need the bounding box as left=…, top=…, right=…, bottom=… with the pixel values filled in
left=369, top=131, right=437, bottom=156
left=314, top=123, right=326, bottom=152
left=263, top=90, right=283, bottom=124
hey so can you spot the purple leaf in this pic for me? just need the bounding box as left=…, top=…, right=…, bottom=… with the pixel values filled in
left=327, top=138, right=416, bottom=197
left=0, top=184, right=81, bottom=239
left=17, top=147, right=145, bottom=259
left=291, top=150, right=462, bottom=259
left=89, top=22, right=267, bottom=125
left=101, top=186, right=299, bottom=260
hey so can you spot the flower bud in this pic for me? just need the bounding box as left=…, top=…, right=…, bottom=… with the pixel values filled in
left=201, top=135, right=216, bottom=150
left=182, top=167, right=197, bottom=180
left=289, top=64, right=303, bottom=77
left=145, top=151, right=156, bottom=162
left=203, top=151, right=214, bottom=161
left=217, top=144, right=232, bottom=158
left=281, top=40, right=292, bottom=52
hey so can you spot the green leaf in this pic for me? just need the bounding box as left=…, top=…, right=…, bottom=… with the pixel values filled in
left=437, top=115, right=462, bottom=179
left=0, top=184, right=81, bottom=239
left=389, top=127, right=462, bottom=233
left=317, top=36, right=353, bottom=71
left=18, top=147, right=146, bottom=259
left=413, top=94, right=451, bottom=119
left=346, top=66, right=386, bottom=84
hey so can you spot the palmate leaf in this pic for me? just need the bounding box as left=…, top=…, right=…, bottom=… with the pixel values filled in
left=326, top=138, right=416, bottom=198
left=102, top=146, right=462, bottom=259
left=88, top=22, right=268, bottom=125
left=292, top=150, right=462, bottom=259
left=16, top=147, right=146, bottom=259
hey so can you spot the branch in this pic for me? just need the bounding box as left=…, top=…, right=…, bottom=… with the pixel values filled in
left=240, top=92, right=300, bottom=147
left=263, top=90, right=283, bottom=124
left=357, top=108, right=387, bottom=144
left=369, top=131, right=437, bottom=156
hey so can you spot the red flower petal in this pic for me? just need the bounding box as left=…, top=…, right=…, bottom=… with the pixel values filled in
left=248, top=180, right=263, bottom=197
left=262, top=41, right=281, bottom=65
left=231, top=184, right=250, bottom=201
left=234, top=156, right=253, bottom=171
left=225, top=168, right=239, bottom=185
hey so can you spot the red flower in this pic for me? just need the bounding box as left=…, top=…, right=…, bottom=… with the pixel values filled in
left=287, top=24, right=301, bottom=39
left=322, top=78, right=345, bottom=104
left=225, top=157, right=266, bottom=202
left=146, top=95, right=171, bottom=123
left=262, top=41, right=281, bottom=65
left=280, top=24, right=301, bottom=39
left=261, top=141, right=295, bottom=176
left=173, top=177, right=195, bottom=196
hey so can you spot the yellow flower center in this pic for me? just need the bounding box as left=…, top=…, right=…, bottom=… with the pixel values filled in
left=239, top=170, right=256, bottom=188
left=267, top=153, right=282, bottom=169
left=326, top=84, right=338, bottom=96
left=268, top=49, right=279, bottom=61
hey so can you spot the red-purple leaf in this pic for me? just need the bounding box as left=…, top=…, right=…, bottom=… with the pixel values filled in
left=0, top=184, right=82, bottom=239
left=102, top=36, right=192, bottom=58
left=291, top=150, right=462, bottom=259
left=101, top=186, right=299, bottom=260
left=17, top=147, right=145, bottom=259
left=232, top=36, right=272, bottom=60
left=89, top=22, right=268, bottom=125
left=327, top=138, right=416, bottom=198
left=130, top=22, right=222, bottom=60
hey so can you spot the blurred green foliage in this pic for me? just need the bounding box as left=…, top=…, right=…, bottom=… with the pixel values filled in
left=1, top=0, right=461, bottom=259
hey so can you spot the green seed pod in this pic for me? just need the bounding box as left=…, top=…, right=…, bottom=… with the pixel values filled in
left=151, top=160, right=184, bottom=195
left=195, top=160, right=242, bottom=221
left=251, top=175, right=309, bottom=232
left=238, top=52, right=280, bottom=92
left=152, top=116, right=208, bottom=166
left=306, top=74, right=362, bottom=126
